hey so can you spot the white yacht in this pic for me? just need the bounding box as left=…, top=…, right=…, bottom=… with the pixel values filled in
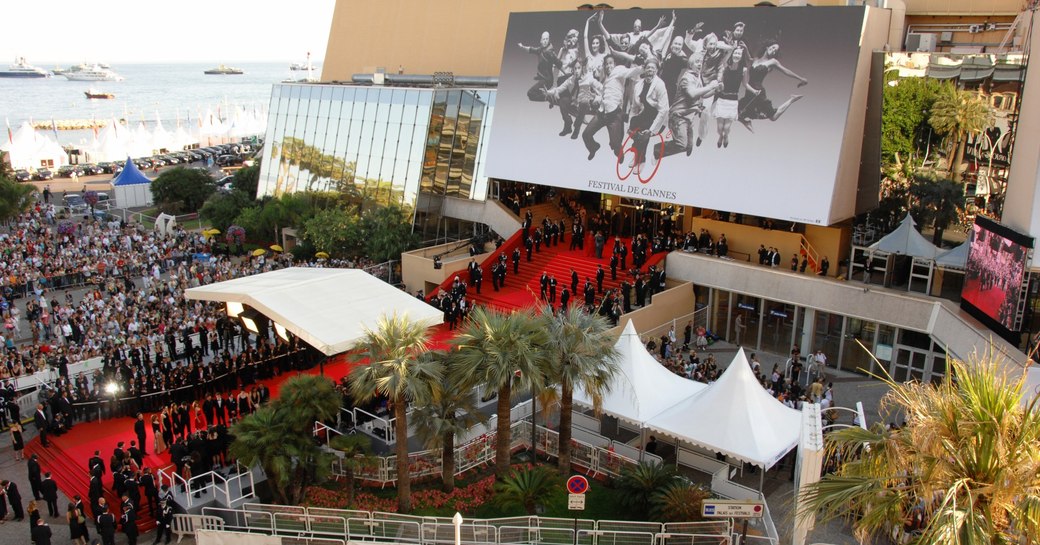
left=0, top=57, right=50, bottom=78
left=63, top=64, right=124, bottom=82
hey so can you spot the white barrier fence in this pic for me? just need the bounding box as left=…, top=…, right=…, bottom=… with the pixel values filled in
left=197, top=506, right=733, bottom=545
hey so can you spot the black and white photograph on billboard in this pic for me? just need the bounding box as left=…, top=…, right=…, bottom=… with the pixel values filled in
left=485, top=7, right=868, bottom=225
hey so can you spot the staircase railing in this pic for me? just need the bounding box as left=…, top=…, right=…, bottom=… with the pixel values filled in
left=798, top=236, right=820, bottom=273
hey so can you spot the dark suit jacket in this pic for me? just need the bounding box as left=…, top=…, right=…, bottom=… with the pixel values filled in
left=40, top=478, right=57, bottom=501
left=31, top=523, right=52, bottom=545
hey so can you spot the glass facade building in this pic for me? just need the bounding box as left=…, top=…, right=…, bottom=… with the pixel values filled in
left=258, top=83, right=496, bottom=240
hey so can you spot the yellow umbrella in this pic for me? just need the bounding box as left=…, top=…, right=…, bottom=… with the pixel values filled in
left=315, top=251, right=329, bottom=259
left=251, top=248, right=266, bottom=257
left=269, top=244, right=284, bottom=252
left=203, top=228, right=221, bottom=235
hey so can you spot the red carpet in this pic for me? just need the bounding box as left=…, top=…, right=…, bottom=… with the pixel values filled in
left=464, top=236, right=668, bottom=313
left=24, top=356, right=359, bottom=530
left=962, top=277, right=1009, bottom=322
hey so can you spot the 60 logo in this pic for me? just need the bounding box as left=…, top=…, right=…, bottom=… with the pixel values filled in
left=615, top=129, right=669, bottom=185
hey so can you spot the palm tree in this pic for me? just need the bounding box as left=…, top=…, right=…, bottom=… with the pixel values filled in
left=229, top=406, right=332, bottom=504
left=928, top=84, right=994, bottom=183
left=650, top=480, right=711, bottom=523
left=348, top=313, right=442, bottom=513
left=543, top=306, right=620, bottom=472
left=277, top=374, right=342, bottom=429
left=492, top=466, right=558, bottom=515
left=450, top=307, right=549, bottom=479
left=0, top=175, right=37, bottom=226
left=800, top=355, right=1040, bottom=544
left=616, top=462, right=678, bottom=518
left=910, top=173, right=965, bottom=245
left=413, top=351, right=486, bottom=492
left=329, top=433, right=375, bottom=507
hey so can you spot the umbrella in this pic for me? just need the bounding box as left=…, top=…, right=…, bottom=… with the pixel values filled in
left=315, top=251, right=330, bottom=259
left=270, top=244, right=284, bottom=252
left=203, top=228, right=221, bottom=235
left=251, top=248, right=266, bottom=257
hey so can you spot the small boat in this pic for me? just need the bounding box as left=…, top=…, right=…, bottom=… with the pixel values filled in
left=204, top=64, right=244, bottom=75
left=289, top=51, right=319, bottom=72
left=0, top=57, right=50, bottom=78
left=85, top=88, right=114, bottom=99
left=283, top=52, right=318, bottom=83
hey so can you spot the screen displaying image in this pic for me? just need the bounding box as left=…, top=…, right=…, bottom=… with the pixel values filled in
left=961, top=216, right=1033, bottom=332
left=484, top=7, right=869, bottom=225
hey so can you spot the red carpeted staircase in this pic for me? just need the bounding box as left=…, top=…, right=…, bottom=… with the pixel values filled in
left=25, top=430, right=160, bottom=533
left=466, top=235, right=666, bottom=312
left=431, top=200, right=669, bottom=313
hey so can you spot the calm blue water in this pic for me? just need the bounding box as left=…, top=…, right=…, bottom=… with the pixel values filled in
left=0, top=62, right=295, bottom=147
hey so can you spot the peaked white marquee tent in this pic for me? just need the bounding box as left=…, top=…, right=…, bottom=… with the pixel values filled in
left=869, top=214, right=941, bottom=259
left=184, top=267, right=444, bottom=355
left=646, top=348, right=802, bottom=468
left=573, top=320, right=706, bottom=425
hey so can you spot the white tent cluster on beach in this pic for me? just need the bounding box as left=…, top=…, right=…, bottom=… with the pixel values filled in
left=1, top=122, right=70, bottom=171
left=81, top=106, right=267, bottom=164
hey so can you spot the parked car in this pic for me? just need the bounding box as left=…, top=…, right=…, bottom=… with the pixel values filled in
left=81, top=164, right=103, bottom=175
left=216, top=154, right=244, bottom=167
left=63, top=193, right=87, bottom=213
left=34, top=169, right=53, bottom=181
left=14, top=170, right=32, bottom=182
left=97, top=162, right=117, bottom=174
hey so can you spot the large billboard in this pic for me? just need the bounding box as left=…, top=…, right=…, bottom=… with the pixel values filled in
left=961, top=216, right=1033, bottom=340
left=485, top=7, right=868, bottom=225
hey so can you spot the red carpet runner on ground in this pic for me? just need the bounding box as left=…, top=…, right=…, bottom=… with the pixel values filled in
left=24, top=357, right=359, bottom=532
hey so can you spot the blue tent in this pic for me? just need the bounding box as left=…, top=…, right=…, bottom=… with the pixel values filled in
left=111, top=157, right=153, bottom=207
left=112, top=157, right=151, bottom=186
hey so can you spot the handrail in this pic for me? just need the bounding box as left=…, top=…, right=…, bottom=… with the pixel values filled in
left=158, top=466, right=194, bottom=508
left=798, top=235, right=820, bottom=274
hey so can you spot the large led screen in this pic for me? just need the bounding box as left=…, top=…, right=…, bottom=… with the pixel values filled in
left=962, top=216, right=1033, bottom=336
left=485, top=7, right=867, bottom=225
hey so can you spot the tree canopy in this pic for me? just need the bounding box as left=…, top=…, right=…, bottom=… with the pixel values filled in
left=801, top=356, right=1040, bottom=544
left=151, top=167, right=216, bottom=213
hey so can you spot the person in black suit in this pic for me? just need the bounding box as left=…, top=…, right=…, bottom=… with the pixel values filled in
left=154, top=498, right=174, bottom=545
left=31, top=518, right=52, bottom=545
left=27, top=454, right=43, bottom=500
left=88, top=451, right=105, bottom=477
left=548, top=275, right=558, bottom=303
left=512, top=248, right=521, bottom=274
left=41, top=472, right=59, bottom=517
left=121, top=495, right=138, bottom=545
left=3, top=480, right=24, bottom=520
left=139, top=468, right=158, bottom=515
left=134, top=414, right=147, bottom=455
left=596, top=265, right=605, bottom=294
left=88, top=475, right=103, bottom=513
left=213, top=394, right=227, bottom=427
left=34, top=404, right=49, bottom=447
left=128, top=441, right=143, bottom=469
left=96, top=504, right=116, bottom=545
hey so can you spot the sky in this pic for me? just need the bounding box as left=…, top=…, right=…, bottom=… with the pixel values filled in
left=1, top=0, right=336, bottom=64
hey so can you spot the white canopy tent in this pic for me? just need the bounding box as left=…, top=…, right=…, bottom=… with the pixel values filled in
left=185, top=267, right=444, bottom=355
left=0, top=122, right=69, bottom=171
left=646, top=348, right=802, bottom=468
left=868, top=214, right=940, bottom=259
left=573, top=320, right=706, bottom=425
left=935, top=240, right=970, bottom=270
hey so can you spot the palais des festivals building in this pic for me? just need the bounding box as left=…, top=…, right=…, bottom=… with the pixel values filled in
left=257, top=0, right=1040, bottom=383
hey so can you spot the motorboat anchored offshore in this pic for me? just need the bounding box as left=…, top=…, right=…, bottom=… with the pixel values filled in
left=0, top=57, right=50, bottom=78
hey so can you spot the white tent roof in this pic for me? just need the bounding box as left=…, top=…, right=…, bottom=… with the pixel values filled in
left=574, top=320, right=707, bottom=425
left=184, top=267, right=444, bottom=356
left=869, top=214, right=941, bottom=259
left=935, top=240, right=969, bottom=270
left=646, top=348, right=802, bottom=468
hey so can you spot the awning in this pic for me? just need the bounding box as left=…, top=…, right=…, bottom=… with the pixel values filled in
left=185, top=267, right=444, bottom=355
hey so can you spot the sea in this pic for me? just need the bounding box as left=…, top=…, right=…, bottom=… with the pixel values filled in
left=0, top=62, right=297, bottom=148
